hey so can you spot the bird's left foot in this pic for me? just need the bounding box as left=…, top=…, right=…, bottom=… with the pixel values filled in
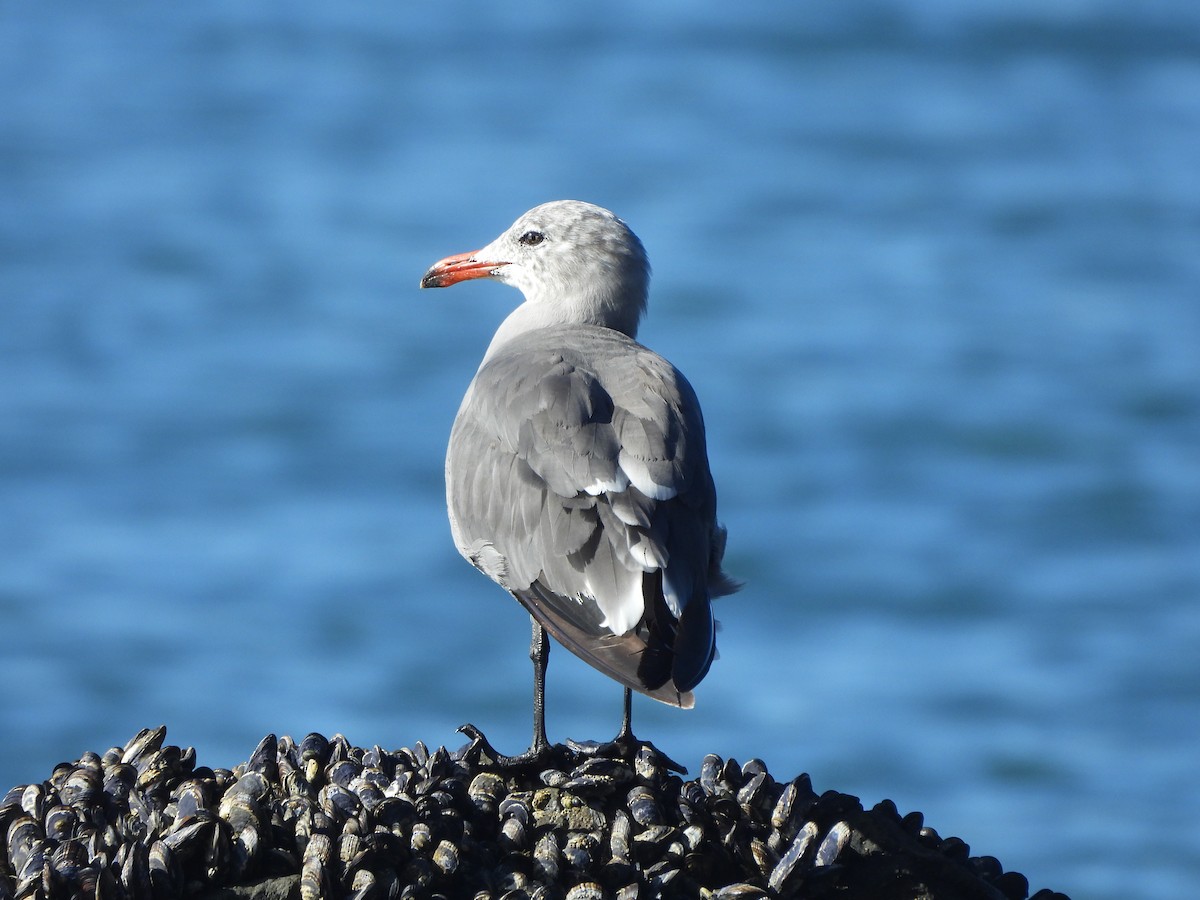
left=599, top=727, right=688, bottom=775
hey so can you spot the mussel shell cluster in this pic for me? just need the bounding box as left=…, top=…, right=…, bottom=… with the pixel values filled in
left=0, top=727, right=1068, bottom=900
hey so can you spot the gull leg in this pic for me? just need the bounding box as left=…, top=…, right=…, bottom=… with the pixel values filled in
left=529, top=618, right=551, bottom=755
left=616, top=687, right=633, bottom=743
left=459, top=616, right=554, bottom=770
left=600, top=686, right=688, bottom=774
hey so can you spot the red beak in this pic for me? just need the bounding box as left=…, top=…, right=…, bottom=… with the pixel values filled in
left=420, top=251, right=507, bottom=289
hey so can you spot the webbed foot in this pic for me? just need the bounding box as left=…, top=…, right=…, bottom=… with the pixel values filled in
left=456, top=723, right=558, bottom=773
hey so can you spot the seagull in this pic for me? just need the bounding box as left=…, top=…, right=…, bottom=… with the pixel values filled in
left=421, top=200, right=737, bottom=765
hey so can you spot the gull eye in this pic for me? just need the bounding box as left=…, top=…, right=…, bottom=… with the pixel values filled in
left=518, top=230, right=545, bottom=247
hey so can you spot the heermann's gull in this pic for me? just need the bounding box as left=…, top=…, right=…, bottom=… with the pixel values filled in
left=421, top=200, right=737, bottom=765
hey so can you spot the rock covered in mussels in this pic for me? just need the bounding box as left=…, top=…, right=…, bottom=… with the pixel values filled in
left=0, top=727, right=1069, bottom=900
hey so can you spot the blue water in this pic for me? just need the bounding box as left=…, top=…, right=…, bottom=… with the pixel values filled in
left=2, top=3, right=1198, bottom=897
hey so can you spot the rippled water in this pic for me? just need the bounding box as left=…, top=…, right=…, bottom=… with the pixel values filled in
left=2, top=3, right=1198, bottom=897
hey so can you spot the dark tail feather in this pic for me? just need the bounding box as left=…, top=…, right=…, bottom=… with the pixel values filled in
left=637, top=570, right=675, bottom=691
left=671, top=594, right=716, bottom=692
left=641, top=570, right=716, bottom=694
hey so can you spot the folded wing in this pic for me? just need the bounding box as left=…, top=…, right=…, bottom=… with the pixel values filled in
left=447, top=324, right=736, bottom=707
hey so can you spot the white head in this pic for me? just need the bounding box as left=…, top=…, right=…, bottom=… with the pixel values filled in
left=421, top=201, right=651, bottom=346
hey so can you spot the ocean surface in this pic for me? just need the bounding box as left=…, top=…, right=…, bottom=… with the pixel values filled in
left=2, top=3, right=1198, bottom=897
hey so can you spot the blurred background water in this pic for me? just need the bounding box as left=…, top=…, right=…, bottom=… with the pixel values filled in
left=2, top=2, right=1198, bottom=897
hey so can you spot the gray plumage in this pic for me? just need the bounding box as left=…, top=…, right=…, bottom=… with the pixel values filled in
left=423, top=200, right=736, bottom=716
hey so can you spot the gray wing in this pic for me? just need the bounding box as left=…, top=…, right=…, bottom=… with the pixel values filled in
left=446, top=325, right=736, bottom=707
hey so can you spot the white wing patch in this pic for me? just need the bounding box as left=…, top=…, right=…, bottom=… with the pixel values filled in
left=581, top=472, right=630, bottom=495
left=581, top=575, right=644, bottom=636
left=627, top=533, right=667, bottom=570
left=617, top=450, right=678, bottom=501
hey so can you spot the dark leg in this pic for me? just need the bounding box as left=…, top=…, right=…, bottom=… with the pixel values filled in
left=616, top=687, right=633, bottom=743
left=603, top=686, right=688, bottom=775
left=608, top=687, right=636, bottom=754
left=529, top=617, right=551, bottom=755
left=458, top=616, right=554, bottom=770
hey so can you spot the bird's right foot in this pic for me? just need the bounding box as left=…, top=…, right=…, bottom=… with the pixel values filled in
left=456, top=723, right=557, bottom=773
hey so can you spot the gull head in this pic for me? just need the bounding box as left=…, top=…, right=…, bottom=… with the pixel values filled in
left=421, top=200, right=651, bottom=338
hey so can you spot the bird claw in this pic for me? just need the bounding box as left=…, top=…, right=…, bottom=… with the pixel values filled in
left=456, top=723, right=557, bottom=772
left=599, top=729, right=688, bottom=775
